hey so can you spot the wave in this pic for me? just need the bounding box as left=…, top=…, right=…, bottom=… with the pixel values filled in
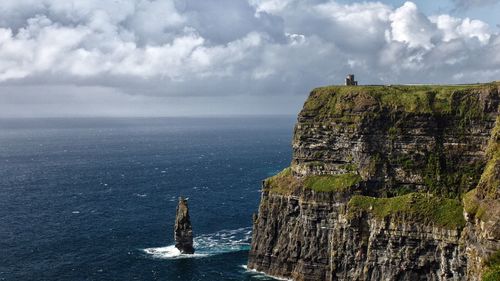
left=240, top=265, right=293, bottom=281
left=143, top=245, right=209, bottom=259
left=142, top=227, right=252, bottom=260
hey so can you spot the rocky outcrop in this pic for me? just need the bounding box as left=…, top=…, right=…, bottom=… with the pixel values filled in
left=249, top=190, right=467, bottom=281
left=248, top=84, right=500, bottom=280
left=462, top=115, right=500, bottom=281
left=174, top=197, right=194, bottom=254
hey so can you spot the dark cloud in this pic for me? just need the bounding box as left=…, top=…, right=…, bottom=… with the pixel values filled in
left=183, top=0, right=286, bottom=44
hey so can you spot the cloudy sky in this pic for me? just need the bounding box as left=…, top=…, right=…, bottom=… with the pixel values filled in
left=1, top=0, right=500, bottom=117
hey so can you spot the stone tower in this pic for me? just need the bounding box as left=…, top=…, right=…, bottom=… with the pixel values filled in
left=345, top=74, right=358, bottom=86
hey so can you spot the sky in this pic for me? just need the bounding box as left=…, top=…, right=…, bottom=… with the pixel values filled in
left=0, top=0, right=499, bottom=117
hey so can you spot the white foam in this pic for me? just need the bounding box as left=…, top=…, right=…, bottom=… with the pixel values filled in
left=142, top=245, right=208, bottom=259
left=142, top=227, right=252, bottom=260
left=241, top=265, right=294, bottom=281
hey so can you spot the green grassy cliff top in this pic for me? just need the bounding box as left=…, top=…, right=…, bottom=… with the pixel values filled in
left=302, top=82, right=499, bottom=118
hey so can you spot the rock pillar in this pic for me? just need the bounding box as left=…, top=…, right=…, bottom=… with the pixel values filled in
left=174, top=197, right=194, bottom=254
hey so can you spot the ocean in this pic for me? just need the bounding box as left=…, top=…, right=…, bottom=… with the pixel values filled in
left=0, top=117, right=295, bottom=281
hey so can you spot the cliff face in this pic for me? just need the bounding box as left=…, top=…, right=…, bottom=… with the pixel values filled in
left=248, top=84, right=500, bottom=281
left=462, top=114, right=500, bottom=281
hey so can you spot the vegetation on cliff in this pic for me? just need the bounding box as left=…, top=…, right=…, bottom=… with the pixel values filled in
left=296, top=83, right=499, bottom=200
left=462, top=116, right=499, bottom=281
left=463, top=115, right=499, bottom=222
left=477, top=115, right=500, bottom=200
left=420, top=150, right=485, bottom=199
left=302, top=83, right=496, bottom=119
left=263, top=167, right=298, bottom=195
left=463, top=189, right=486, bottom=220
left=303, top=173, right=361, bottom=192
left=483, top=250, right=500, bottom=281
left=347, top=192, right=465, bottom=229
left=264, top=167, right=361, bottom=194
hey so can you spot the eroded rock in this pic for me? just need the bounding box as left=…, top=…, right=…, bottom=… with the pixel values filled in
left=174, top=197, right=194, bottom=254
left=248, top=83, right=500, bottom=281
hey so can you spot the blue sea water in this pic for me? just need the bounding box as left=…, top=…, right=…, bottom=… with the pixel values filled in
left=0, top=117, right=295, bottom=281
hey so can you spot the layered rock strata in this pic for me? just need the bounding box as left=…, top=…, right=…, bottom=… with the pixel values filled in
left=248, top=83, right=500, bottom=281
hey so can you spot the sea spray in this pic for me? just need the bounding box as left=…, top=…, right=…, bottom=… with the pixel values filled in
left=143, top=227, right=252, bottom=259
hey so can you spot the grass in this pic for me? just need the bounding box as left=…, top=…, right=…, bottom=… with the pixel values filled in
left=339, top=163, right=358, bottom=172
left=263, top=167, right=362, bottom=194
left=463, top=189, right=482, bottom=216
left=483, top=251, right=500, bottom=281
left=301, top=83, right=497, bottom=120
left=348, top=192, right=466, bottom=229
left=463, top=188, right=493, bottom=221
left=263, top=167, right=299, bottom=195
left=303, top=173, right=362, bottom=192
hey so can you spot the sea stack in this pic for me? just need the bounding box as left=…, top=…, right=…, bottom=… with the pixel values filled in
left=174, top=197, right=194, bottom=254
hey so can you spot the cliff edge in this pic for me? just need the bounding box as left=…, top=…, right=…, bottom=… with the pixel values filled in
left=248, top=83, right=500, bottom=281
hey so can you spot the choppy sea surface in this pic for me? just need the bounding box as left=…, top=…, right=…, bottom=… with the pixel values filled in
left=0, top=117, right=294, bottom=281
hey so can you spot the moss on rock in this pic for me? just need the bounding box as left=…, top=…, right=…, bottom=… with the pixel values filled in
left=483, top=250, right=500, bottom=281
left=263, top=167, right=298, bottom=195
left=303, top=173, right=361, bottom=192
left=477, top=115, right=500, bottom=200
left=348, top=192, right=466, bottom=229
left=264, top=167, right=362, bottom=194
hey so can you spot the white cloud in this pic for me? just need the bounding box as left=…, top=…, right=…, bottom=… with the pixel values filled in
left=432, top=14, right=491, bottom=43
left=389, top=2, right=437, bottom=49
left=250, top=0, right=294, bottom=14
left=313, top=1, right=391, bottom=51
left=0, top=0, right=499, bottom=116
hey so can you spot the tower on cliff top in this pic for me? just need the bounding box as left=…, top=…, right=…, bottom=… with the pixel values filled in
left=345, top=74, right=358, bottom=86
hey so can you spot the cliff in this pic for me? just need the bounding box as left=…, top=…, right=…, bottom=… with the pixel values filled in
left=248, top=83, right=500, bottom=281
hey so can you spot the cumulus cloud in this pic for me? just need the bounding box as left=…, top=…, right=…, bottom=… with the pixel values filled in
left=0, top=0, right=285, bottom=86
left=431, top=14, right=491, bottom=43
left=0, top=0, right=499, bottom=116
left=389, top=2, right=437, bottom=50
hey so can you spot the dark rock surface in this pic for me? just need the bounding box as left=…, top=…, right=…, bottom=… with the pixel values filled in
left=249, top=190, right=467, bottom=281
left=248, top=84, right=500, bottom=281
left=174, top=197, right=194, bottom=254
